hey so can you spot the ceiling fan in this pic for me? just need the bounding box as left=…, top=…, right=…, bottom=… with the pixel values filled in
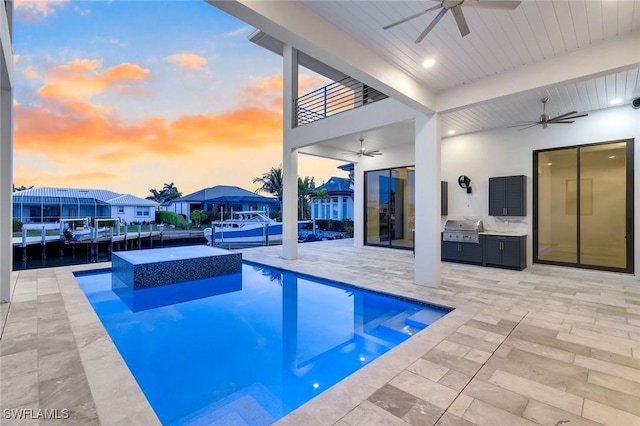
left=383, top=0, right=521, bottom=43
left=513, top=97, right=589, bottom=130
left=342, top=137, right=382, bottom=157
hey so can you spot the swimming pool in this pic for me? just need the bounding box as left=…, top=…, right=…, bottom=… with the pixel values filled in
left=76, top=262, right=450, bottom=425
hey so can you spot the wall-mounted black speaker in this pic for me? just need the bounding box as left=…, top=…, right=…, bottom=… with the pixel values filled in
left=633, top=98, right=640, bottom=110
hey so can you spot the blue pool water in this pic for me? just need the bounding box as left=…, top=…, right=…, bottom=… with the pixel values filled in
left=76, top=262, right=450, bottom=425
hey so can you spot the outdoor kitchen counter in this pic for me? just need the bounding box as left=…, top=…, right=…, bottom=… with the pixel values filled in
left=479, top=231, right=528, bottom=237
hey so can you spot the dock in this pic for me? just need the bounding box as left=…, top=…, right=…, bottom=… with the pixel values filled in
left=12, top=223, right=206, bottom=263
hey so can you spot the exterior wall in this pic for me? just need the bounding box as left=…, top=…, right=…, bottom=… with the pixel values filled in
left=350, top=106, right=640, bottom=274
left=12, top=202, right=110, bottom=223
left=161, top=201, right=192, bottom=216
left=110, top=205, right=154, bottom=224
left=311, top=195, right=354, bottom=220
left=441, top=105, right=639, bottom=272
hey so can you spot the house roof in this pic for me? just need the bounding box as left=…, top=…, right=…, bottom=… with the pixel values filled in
left=106, top=194, right=158, bottom=207
left=171, top=185, right=280, bottom=204
left=12, top=187, right=157, bottom=207
left=313, top=177, right=353, bottom=196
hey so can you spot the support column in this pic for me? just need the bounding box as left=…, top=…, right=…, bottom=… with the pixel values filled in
left=414, top=114, right=441, bottom=287
left=0, top=88, right=13, bottom=302
left=353, top=161, right=364, bottom=248
left=282, top=44, right=298, bottom=259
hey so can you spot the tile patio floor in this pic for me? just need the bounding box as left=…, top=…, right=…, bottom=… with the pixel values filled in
left=1, top=238, right=640, bottom=425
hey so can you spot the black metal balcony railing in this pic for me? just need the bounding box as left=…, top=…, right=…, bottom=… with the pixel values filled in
left=294, top=77, right=388, bottom=127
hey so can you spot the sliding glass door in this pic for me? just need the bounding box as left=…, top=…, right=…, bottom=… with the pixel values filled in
left=365, top=167, right=415, bottom=249
left=534, top=140, right=633, bottom=273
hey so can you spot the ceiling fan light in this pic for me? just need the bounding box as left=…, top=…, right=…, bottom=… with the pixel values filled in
left=422, top=58, right=436, bottom=68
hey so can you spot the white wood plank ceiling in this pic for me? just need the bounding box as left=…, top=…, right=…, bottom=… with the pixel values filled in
left=302, top=0, right=640, bottom=136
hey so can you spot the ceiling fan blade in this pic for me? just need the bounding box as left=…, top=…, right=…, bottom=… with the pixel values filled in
left=451, top=5, right=470, bottom=37
left=416, top=8, right=449, bottom=43
left=517, top=123, right=541, bottom=131
left=555, top=113, right=588, bottom=120
left=463, top=1, right=521, bottom=10
left=549, top=121, right=575, bottom=124
left=514, top=121, right=540, bottom=124
left=383, top=4, right=443, bottom=30
left=549, top=111, right=577, bottom=121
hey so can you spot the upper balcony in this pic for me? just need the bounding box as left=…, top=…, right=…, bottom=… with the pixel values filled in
left=294, top=77, right=388, bottom=127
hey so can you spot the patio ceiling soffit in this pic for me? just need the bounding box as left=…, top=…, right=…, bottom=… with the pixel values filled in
left=436, top=33, right=640, bottom=113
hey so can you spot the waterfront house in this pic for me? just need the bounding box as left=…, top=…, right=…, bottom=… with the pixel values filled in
left=12, top=187, right=158, bottom=225
left=161, top=185, right=280, bottom=220
left=310, top=176, right=353, bottom=222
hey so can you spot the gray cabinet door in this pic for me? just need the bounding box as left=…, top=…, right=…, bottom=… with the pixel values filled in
left=501, top=238, right=523, bottom=268
left=459, top=243, right=483, bottom=263
left=505, top=176, right=526, bottom=216
left=489, top=175, right=526, bottom=216
left=483, top=236, right=503, bottom=265
left=488, top=178, right=506, bottom=216
left=441, top=241, right=460, bottom=261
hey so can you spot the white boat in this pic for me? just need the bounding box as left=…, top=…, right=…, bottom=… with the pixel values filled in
left=61, top=226, right=106, bottom=242
left=204, top=211, right=310, bottom=246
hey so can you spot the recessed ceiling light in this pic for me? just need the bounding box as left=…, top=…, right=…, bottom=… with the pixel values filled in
left=609, top=155, right=615, bottom=159
left=422, top=58, right=435, bottom=68
left=448, top=130, right=456, bottom=135
left=610, top=98, right=622, bottom=105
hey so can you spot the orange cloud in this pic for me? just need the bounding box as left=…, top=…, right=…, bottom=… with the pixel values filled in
left=241, top=74, right=331, bottom=111
left=15, top=0, right=68, bottom=23
left=166, top=53, right=207, bottom=71
left=14, top=70, right=339, bottom=194
left=24, top=66, right=39, bottom=79
left=14, top=98, right=283, bottom=168
left=38, top=60, right=150, bottom=100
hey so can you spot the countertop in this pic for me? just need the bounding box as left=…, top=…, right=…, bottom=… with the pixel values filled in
left=479, top=231, right=528, bottom=237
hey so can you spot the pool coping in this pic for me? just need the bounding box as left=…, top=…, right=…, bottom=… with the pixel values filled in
left=57, top=263, right=161, bottom=425
left=60, top=260, right=476, bottom=425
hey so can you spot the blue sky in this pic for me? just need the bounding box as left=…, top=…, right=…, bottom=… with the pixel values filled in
left=13, top=0, right=341, bottom=197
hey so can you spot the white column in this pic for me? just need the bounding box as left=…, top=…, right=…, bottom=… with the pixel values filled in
left=338, top=196, right=343, bottom=220
left=414, top=114, right=441, bottom=287
left=353, top=161, right=364, bottom=248
left=282, top=44, right=298, bottom=259
left=0, top=89, right=12, bottom=302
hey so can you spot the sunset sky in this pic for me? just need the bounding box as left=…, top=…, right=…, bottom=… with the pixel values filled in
left=13, top=0, right=345, bottom=199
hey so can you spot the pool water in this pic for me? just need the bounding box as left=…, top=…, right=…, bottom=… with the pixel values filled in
left=77, top=262, right=449, bottom=425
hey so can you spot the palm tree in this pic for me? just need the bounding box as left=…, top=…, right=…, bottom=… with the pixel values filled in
left=190, top=209, right=208, bottom=227
left=12, top=185, right=33, bottom=192
left=147, top=182, right=182, bottom=203
left=253, top=166, right=283, bottom=202
left=161, top=182, right=182, bottom=202
left=298, top=176, right=315, bottom=220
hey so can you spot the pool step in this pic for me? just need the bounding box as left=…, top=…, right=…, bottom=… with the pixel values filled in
left=174, top=382, right=285, bottom=426
left=405, top=309, right=445, bottom=328
left=375, top=311, right=422, bottom=342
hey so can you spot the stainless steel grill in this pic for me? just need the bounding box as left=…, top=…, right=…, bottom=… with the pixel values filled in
left=443, top=220, right=484, bottom=244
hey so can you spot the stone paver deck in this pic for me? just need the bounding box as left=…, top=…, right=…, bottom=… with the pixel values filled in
left=2, top=239, right=640, bottom=425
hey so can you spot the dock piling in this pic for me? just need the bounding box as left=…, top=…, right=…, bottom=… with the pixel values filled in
left=41, top=227, right=47, bottom=259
